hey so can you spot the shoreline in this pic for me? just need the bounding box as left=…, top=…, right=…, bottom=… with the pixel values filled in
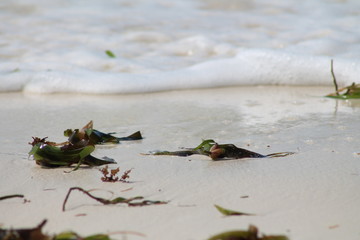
left=0, top=86, right=359, bottom=240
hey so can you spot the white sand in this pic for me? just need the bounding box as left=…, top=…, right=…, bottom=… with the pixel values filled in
left=0, top=86, right=359, bottom=240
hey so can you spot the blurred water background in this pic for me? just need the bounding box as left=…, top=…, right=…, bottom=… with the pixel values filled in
left=1, top=0, right=360, bottom=94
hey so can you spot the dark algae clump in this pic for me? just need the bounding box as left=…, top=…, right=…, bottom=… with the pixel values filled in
left=208, top=225, right=289, bottom=240
left=146, top=139, right=294, bottom=160
left=0, top=220, right=118, bottom=240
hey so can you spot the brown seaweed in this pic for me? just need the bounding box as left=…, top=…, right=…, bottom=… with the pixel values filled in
left=208, top=225, right=289, bottom=240
left=100, top=165, right=132, bottom=183
left=147, top=139, right=294, bottom=160
left=62, top=187, right=167, bottom=211
left=0, top=220, right=49, bottom=240
left=64, top=121, right=142, bottom=145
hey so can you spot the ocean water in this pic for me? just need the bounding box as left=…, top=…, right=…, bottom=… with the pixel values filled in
left=1, top=0, right=360, bottom=94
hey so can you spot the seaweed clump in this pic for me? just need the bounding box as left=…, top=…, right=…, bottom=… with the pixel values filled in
left=28, top=121, right=142, bottom=171
left=326, top=59, right=360, bottom=99
left=208, top=225, right=289, bottom=240
left=146, top=139, right=294, bottom=161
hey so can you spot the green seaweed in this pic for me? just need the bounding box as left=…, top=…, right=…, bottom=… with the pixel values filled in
left=54, top=232, right=111, bottom=240
left=326, top=59, right=360, bottom=99
left=105, top=50, right=116, bottom=58
left=214, top=204, right=253, bottom=216
left=64, top=121, right=142, bottom=144
left=147, top=139, right=294, bottom=160
left=29, top=137, right=116, bottom=171
left=208, top=225, right=289, bottom=240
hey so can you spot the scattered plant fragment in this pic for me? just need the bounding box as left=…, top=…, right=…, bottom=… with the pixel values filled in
left=214, top=204, right=253, bottom=217
left=105, top=50, right=116, bottom=58
left=326, top=60, right=360, bottom=99
left=146, top=139, right=294, bottom=160
left=208, top=225, right=289, bottom=240
left=100, top=165, right=132, bottom=183
left=62, top=187, right=167, bottom=211
left=0, top=220, right=138, bottom=240
left=0, top=194, right=24, bottom=201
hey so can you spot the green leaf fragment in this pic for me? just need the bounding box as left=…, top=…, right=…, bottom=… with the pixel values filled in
left=214, top=204, right=253, bottom=216
left=105, top=50, right=116, bottom=58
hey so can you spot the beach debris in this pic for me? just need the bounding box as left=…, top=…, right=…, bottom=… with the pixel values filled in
left=105, top=50, right=116, bottom=58
left=145, top=139, right=294, bottom=160
left=0, top=194, right=25, bottom=201
left=0, top=219, right=136, bottom=240
left=214, top=204, right=253, bottom=217
left=208, top=225, right=289, bottom=240
left=0, top=219, right=49, bottom=240
left=100, top=165, right=132, bottom=183
left=54, top=231, right=112, bottom=240
left=29, top=137, right=116, bottom=171
left=326, top=59, right=360, bottom=99
left=64, top=121, right=142, bottom=145
left=29, top=121, right=142, bottom=171
left=62, top=187, right=167, bottom=211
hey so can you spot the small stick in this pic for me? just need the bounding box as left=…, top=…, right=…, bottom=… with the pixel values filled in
left=331, top=59, right=339, bottom=96
left=62, top=187, right=111, bottom=211
left=62, top=187, right=167, bottom=211
left=0, top=194, right=24, bottom=201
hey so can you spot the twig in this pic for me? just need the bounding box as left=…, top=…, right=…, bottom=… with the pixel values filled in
left=331, top=59, right=339, bottom=96
left=0, top=194, right=24, bottom=201
left=62, top=187, right=167, bottom=211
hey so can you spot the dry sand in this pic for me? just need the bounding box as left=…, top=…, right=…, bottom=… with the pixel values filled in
left=0, top=86, right=359, bottom=240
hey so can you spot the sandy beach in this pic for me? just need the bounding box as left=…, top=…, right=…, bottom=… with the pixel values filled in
left=0, top=86, right=359, bottom=240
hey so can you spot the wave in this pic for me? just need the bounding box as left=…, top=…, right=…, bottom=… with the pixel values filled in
left=1, top=49, right=359, bottom=94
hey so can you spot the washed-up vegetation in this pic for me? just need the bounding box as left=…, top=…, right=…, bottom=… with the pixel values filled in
left=0, top=220, right=143, bottom=240
left=99, top=165, right=132, bottom=183
left=0, top=194, right=25, bottom=201
left=62, top=187, right=167, bottom=211
left=326, top=60, right=360, bottom=99
left=105, top=50, right=116, bottom=58
left=208, top=225, right=289, bottom=240
left=214, top=204, right=254, bottom=217
left=28, top=121, right=142, bottom=171
left=29, top=136, right=115, bottom=171
left=146, top=139, right=294, bottom=160
left=64, top=121, right=142, bottom=145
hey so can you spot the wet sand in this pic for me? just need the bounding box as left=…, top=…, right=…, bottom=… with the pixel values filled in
left=0, top=86, right=359, bottom=240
